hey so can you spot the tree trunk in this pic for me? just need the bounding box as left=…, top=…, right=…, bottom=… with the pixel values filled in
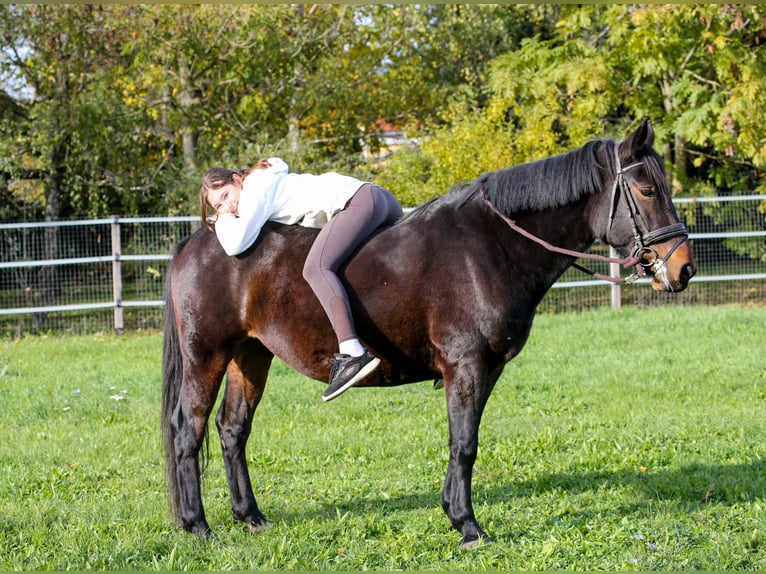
left=661, top=76, right=685, bottom=194
left=178, top=58, right=198, bottom=174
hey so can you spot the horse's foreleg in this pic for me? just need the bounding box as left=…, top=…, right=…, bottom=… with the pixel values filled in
left=216, top=339, right=273, bottom=533
left=171, top=355, right=227, bottom=536
left=441, top=359, right=500, bottom=549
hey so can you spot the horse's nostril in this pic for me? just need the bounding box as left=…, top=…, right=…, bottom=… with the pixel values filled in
left=682, top=263, right=697, bottom=283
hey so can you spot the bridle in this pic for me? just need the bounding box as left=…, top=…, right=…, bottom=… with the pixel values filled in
left=605, top=148, right=688, bottom=284
left=481, top=147, right=689, bottom=286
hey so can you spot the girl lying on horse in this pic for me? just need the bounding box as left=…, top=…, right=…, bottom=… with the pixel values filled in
left=199, top=158, right=403, bottom=401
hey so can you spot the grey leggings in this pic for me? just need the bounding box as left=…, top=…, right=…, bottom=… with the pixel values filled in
left=302, top=183, right=403, bottom=345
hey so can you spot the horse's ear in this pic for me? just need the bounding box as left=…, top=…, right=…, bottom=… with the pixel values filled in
left=620, top=118, right=654, bottom=159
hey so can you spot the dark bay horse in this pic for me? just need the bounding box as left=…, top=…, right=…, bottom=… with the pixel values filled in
left=161, top=119, right=696, bottom=548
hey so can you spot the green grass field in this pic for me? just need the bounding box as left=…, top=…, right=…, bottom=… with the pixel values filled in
left=0, top=305, right=764, bottom=570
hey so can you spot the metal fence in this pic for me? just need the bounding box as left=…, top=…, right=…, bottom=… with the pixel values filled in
left=0, top=216, right=199, bottom=337
left=1, top=195, right=765, bottom=337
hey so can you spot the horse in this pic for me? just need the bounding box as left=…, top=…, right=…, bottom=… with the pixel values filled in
left=161, top=119, right=696, bottom=548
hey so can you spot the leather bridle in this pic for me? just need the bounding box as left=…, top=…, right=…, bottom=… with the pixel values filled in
left=605, top=149, right=688, bottom=286
left=481, top=147, right=689, bottom=285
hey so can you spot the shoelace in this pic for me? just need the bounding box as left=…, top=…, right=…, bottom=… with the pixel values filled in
left=328, top=354, right=349, bottom=382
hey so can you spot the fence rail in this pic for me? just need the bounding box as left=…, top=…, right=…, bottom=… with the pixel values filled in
left=1, top=196, right=765, bottom=336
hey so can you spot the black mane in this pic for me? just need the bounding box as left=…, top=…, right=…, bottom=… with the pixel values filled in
left=470, top=138, right=615, bottom=216
left=408, top=138, right=621, bottom=221
left=407, top=135, right=667, bottom=221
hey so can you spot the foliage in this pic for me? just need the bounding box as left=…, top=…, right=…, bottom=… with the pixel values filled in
left=392, top=5, right=766, bottom=204
left=0, top=5, right=764, bottom=222
left=0, top=5, right=140, bottom=219
left=0, top=306, right=764, bottom=569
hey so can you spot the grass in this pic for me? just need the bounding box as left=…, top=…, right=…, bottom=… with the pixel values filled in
left=0, top=305, right=764, bottom=570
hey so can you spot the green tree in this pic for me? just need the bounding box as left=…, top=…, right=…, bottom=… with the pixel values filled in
left=600, top=4, right=766, bottom=195
left=379, top=4, right=766, bottom=206
left=3, top=4, right=763, bottom=220
left=0, top=4, right=181, bottom=219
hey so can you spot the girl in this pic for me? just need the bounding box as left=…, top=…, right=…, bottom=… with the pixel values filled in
left=199, top=158, right=403, bottom=401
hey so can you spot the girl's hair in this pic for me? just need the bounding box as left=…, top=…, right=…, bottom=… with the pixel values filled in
left=199, top=159, right=271, bottom=230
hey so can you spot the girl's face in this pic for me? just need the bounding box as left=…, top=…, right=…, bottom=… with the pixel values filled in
left=207, top=174, right=243, bottom=216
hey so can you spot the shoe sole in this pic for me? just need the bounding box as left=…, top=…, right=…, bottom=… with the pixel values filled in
left=322, top=357, right=381, bottom=402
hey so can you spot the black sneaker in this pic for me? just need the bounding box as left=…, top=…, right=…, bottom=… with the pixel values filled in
left=322, top=350, right=381, bottom=402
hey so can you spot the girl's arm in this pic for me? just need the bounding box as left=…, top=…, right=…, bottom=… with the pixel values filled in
left=214, top=202, right=270, bottom=256
left=214, top=158, right=289, bottom=256
left=214, top=179, right=276, bottom=256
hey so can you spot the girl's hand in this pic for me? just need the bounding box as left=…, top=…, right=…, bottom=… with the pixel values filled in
left=252, top=158, right=272, bottom=171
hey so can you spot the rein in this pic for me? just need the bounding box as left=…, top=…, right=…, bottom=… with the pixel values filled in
left=480, top=149, right=688, bottom=285
left=481, top=185, right=641, bottom=284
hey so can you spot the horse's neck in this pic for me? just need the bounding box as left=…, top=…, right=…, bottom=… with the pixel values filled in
left=521, top=200, right=594, bottom=252
left=508, top=200, right=596, bottom=287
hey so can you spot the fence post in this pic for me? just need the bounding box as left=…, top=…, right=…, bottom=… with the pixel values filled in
left=111, top=216, right=124, bottom=335
left=609, top=246, right=622, bottom=309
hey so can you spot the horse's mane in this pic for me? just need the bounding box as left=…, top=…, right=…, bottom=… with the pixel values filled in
left=408, top=138, right=627, bottom=220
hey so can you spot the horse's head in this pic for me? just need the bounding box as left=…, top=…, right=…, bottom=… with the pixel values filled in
left=597, top=119, right=697, bottom=292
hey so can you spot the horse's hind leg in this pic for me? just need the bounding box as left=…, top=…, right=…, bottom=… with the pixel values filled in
left=171, top=351, right=229, bottom=536
left=215, top=338, right=273, bottom=532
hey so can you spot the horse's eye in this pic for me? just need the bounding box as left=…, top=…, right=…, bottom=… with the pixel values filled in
left=639, top=187, right=655, bottom=198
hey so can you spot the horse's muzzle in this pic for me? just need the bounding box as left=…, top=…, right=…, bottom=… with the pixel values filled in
left=640, top=237, right=697, bottom=292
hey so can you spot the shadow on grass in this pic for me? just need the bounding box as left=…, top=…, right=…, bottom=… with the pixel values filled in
left=280, top=458, right=764, bottom=527
left=509, top=457, right=764, bottom=502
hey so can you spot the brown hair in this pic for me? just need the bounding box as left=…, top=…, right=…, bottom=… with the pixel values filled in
left=199, top=159, right=272, bottom=230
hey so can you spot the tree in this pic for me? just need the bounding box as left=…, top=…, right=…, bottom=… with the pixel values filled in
left=600, top=4, right=766, bottom=195
left=0, top=4, right=183, bottom=219
left=377, top=4, right=766, bottom=206
left=0, top=5, right=147, bottom=317
left=2, top=4, right=763, bottom=219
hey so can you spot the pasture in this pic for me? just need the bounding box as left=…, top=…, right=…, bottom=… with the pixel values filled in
left=0, top=305, right=764, bottom=570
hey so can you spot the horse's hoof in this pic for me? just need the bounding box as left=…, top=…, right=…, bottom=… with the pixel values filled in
left=190, top=524, right=213, bottom=538
left=460, top=534, right=492, bottom=549
left=246, top=519, right=272, bottom=534
left=236, top=511, right=271, bottom=533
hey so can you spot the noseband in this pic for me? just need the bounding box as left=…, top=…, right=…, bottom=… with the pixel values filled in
left=481, top=148, right=688, bottom=285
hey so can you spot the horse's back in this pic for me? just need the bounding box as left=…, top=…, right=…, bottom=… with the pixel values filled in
left=168, top=199, right=496, bottom=385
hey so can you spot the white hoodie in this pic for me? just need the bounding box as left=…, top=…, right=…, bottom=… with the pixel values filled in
left=214, top=157, right=368, bottom=256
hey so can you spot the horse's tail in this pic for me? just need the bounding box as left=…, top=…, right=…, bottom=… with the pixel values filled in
left=161, top=244, right=184, bottom=525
